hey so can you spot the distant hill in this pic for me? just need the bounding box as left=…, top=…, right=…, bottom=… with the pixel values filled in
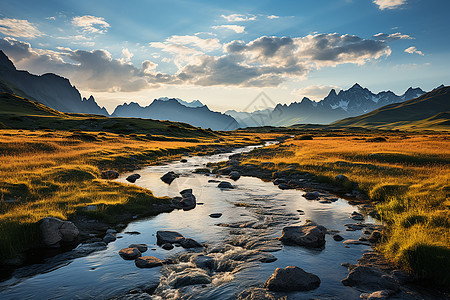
left=0, top=92, right=217, bottom=138
left=113, top=98, right=239, bottom=131
left=332, top=86, right=450, bottom=130
left=0, top=51, right=108, bottom=116
left=228, top=83, right=427, bottom=127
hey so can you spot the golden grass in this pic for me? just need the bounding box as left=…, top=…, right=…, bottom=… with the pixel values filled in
left=244, top=132, right=450, bottom=285
left=0, top=129, right=275, bottom=258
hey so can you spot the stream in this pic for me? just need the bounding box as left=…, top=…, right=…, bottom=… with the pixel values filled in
left=0, top=143, right=378, bottom=299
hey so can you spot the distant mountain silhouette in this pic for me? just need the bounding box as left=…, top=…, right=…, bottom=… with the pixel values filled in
left=113, top=98, right=239, bottom=130
left=0, top=50, right=108, bottom=116
left=228, top=83, right=426, bottom=127
left=332, top=86, right=450, bottom=130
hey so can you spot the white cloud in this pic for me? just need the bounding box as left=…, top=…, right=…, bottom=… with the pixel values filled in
left=267, top=15, right=280, bottom=19
left=165, top=35, right=221, bottom=51
left=373, top=0, right=407, bottom=10
left=212, top=25, right=245, bottom=33
left=221, top=14, right=256, bottom=22
left=404, top=46, right=424, bottom=56
left=0, top=18, right=43, bottom=38
left=120, top=48, right=133, bottom=63
left=72, top=15, right=110, bottom=34
left=373, top=32, right=413, bottom=41
left=292, top=85, right=342, bottom=100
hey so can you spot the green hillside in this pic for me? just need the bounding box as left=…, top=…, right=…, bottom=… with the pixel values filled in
left=332, top=86, right=450, bottom=131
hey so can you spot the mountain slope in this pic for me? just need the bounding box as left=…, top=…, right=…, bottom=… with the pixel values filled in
left=113, top=98, right=239, bottom=131
left=332, top=86, right=450, bottom=130
left=0, top=51, right=108, bottom=116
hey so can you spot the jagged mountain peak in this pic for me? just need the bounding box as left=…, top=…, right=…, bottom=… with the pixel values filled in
left=0, top=50, right=16, bottom=70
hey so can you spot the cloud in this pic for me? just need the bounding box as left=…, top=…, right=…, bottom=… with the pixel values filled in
left=0, top=18, right=43, bottom=38
left=120, top=48, right=133, bottom=63
left=221, top=14, right=256, bottom=22
left=291, top=85, right=342, bottom=100
left=267, top=15, right=280, bottom=19
left=404, top=46, right=424, bottom=56
left=373, top=32, right=413, bottom=41
left=212, top=25, right=245, bottom=33
left=72, top=15, right=110, bottom=34
left=373, top=0, right=407, bottom=10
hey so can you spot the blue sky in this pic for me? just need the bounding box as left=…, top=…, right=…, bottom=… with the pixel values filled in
left=0, top=0, right=449, bottom=112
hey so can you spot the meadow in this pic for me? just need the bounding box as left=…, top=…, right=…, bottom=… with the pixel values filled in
left=241, top=131, right=450, bottom=285
left=0, top=129, right=272, bottom=259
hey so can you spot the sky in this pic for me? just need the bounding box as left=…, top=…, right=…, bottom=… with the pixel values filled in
left=0, top=0, right=449, bottom=113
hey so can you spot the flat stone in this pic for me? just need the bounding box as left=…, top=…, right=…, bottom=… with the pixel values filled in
left=135, top=256, right=163, bottom=268
left=264, top=266, right=320, bottom=291
left=209, top=213, right=222, bottom=218
left=119, top=247, right=141, bottom=260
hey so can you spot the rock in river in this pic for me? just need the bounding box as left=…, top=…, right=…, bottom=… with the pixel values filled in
left=40, top=217, right=79, bottom=247
left=160, top=171, right=179, bottom=184
left=135, top=256, right=163, bottom=268
left=167, top=268, right=212, bottom=288
left=161, top=243, right=174, bottom=250
left=129, top=244, right=148, bottom=252
left=218, top=181, right=234, bottom=189
left=156, top=231, right=185, bottom=245
left=303, top=191, right=321, bottom=200
left=126, top=174, right=141, bottom=183
left=229, top=171, right=241, bottom=181
left=180, top=238, right=203, bottom=248
left=103, top=233, right=116, bottom=243
left=341, top=266, right=400, bottom=293
left=119, top=247, right=142, bottom=260
left=209, top=213, right=222, bottom=218
left=279, top=224, right=327, bottom=248
left=264, top=266, right=321, bottom=292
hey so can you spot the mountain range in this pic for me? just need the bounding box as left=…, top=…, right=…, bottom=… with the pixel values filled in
left=226, top=83, right=427, bottom=127
left=0, top=51, right=108, bottom=116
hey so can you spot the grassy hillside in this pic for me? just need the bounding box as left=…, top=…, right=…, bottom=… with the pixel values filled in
left=239, top=132, right=450, bottom=286
left=332, top=86, right=450, bottom=131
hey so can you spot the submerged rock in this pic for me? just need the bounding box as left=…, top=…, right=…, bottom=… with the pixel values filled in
left=135, top=256, right=163, bottom=268
left=264, top=266, right=321, bottom=291
left=126, top=174, right=141, bottom=183
left=341, top=266, right=400, bottom=293
left=160, top=171, right=179, bottom=184
left=119, top=247, right=142, bottom=260
left=40, top=217, right=79, bottom=247
left=279, top=224, right=327, bottom=248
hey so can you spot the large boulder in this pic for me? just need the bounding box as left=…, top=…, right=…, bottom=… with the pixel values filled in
left=160, top=171, right=179, bottom=184
left=279, top=224, right=327, bottom=248
left=135, top=256, right=163, bottom=268
left=126, top=174, right=141, bottom=183
left=341, top=266, right=400, bottom=293
left=156, top=231, right=185, bottom=245
left=264, top=266, right=321, bottom=292
left=101, top=170, right=119, bottom=179
left=40, top=217, right=79, bottom=247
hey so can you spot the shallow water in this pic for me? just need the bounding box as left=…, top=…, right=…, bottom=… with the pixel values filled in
left=0, top=143, right=376, bottom=299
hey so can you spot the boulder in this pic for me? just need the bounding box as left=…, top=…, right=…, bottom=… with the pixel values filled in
left=129, top=244, right=148, bottom=252
left=180, top=238, right=203, bottom=248
left=229, top=171, right=241, bottom=181
left=264, top=266, right=321, bottom=291
left=333, top=234, right=344, bottom=241
left=101, top=170, right=119, bottom=179
left=135, top=256, right=163, bottom=268
left=40, top=217, right=79, bottom=247
left=218, top=181, right=234, bottom=189
left=160, top=171, right=179, bottom=184
left=341, top=266, right=400, bottom=293
left=103, top=233, right=116, bottom=243
left=119, top=247, right=142, bottom=260
left=161, top=243, right=174, bottom=250
left=156, top=231, right=184, bottom=245
left=191, top=254, right=215, bottom=270
left=180, top=188, right=193, bottom=195
left=167, top=268, right=212, bottom=288
left=126, top=174, right=141, bottom=183
left=179, top=192, right=196, bottom=210
left=279, top=224, right=327, bottom=248
left=303, top=191, right=321, bottom=200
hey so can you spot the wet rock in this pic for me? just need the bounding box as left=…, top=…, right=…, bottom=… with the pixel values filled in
left=351, top=211, right=364, bottom=221
left=128, top=244, right=148, bottom=252
left=368, top=231, right=382, bottom=243
left=167, top=268, right=212, bottom=288
left=360, top=289, right=397, bottom=299
left=279, top=224, right=327, bottom=248
left=278, top=183, right=293, bottom=190
left=103, top=233, right=116, bottom=243
left=180, top=188, right=192, bottom=195
left=345, top=223, right=365, bottom=231
left=273, top=178, right=288, bottom=185
left=179, top=191, right=196, bottom=211
left=160, top=171, right=179, bottom=184
left=40, top=217, right=79, bottom=247
left=341, top=266, right=400, bottom=293
left=135, top=256, right=163, bottom=268
left=209, top=213, right=222, bottom=218
left=161, top=243, right=174, bottom=250
left=106, top=228, right=117, bottom=234
left=237, top=287, right=276, bottom=300
left=303, top=191, right=321, bottom=200
left=333, top=234, right=344, bottom=241
left=119, top=247, right=142, bottom=260
left=208, top=179, right=220, bottom=183
left=180, top=159, right=188, bottom=163
left=264, top=266, right=321, bottom=292
left=343, top=239, right=371, bottom=246
left=218, top=181, right=234, bottom=189
left=191, top=254, right=215, bottom=270
left=180, top=238, right=203, bottom=248
left=156, top=231, right=184, bottom=245
left=101, top=170, right=119, bottom=179
left=296, top=209, right=305, bottom=214
left=126, top=174, right=141, bottom=183
left=229, top=171, right=241, bottom=181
